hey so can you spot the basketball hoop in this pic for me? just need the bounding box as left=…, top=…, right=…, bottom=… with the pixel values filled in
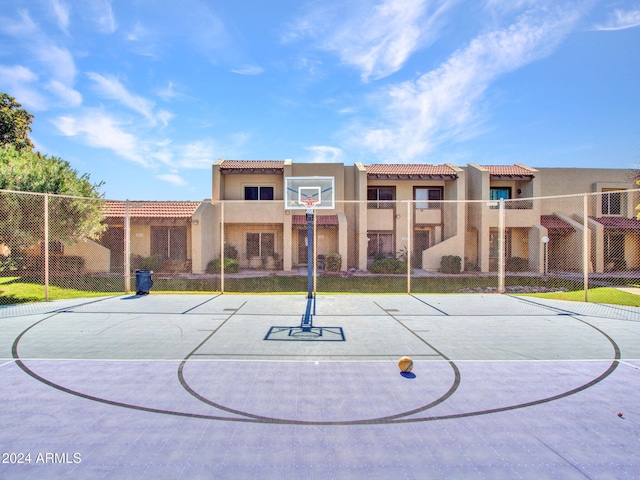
left=299, top=197, right=319, bottom=214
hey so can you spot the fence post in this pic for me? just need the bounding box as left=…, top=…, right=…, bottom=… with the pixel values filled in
left=124, top=200, right=131, bottom=293
left=220, top=202, right=224, bottom=293
left=583, top=194, right=589, bottom=302
left=498, top=198, right=505, bottom=293
left=406, top=200, right=411, bottom=294
left=44, top=193, right=49, bottom=301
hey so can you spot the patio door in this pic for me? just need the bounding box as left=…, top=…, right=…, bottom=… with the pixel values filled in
left=413, top=230, right=430, bottom=268
left=298, top=231, right=308, bottom=265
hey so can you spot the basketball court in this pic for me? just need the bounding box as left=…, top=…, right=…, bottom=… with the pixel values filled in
left=1, top=292, right=639, bottom=479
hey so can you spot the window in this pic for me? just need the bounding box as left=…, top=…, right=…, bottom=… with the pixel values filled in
left=367, top=187, right=395, bottom=209
left=246, top=232, right=275, bottom=258
left=490, top=187, right=511, bottom=201
left=367, top=232, right=394, bottom=258
left=151, top=226, right=187, bottom=260
left=602, top=190, right=622, bottom=215
left=415, top=187, right=443, bottom=209
left=244, top=186, right=274, bottom=201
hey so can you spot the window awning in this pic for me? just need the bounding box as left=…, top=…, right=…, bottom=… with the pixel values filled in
left=540, top=215, right=573, bottom=231
left=592, top=216, right=640, bottom=231
left=292, top=215, right=339, bottom=229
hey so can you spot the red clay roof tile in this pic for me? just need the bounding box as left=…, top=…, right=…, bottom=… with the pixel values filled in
left=540, top=215, right=573, bottom=230
left=104, top=201, right=200, bottom=218
left=365, top=164, right=457, bottom=177
left=593, top=216, right=640, bottom=229
left=220, top=160, right=285, bottom=170
left=485, top=165, right=534, bottom=176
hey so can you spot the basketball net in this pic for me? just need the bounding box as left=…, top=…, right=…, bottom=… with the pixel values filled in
left=300, top=197, right=319, bottom=214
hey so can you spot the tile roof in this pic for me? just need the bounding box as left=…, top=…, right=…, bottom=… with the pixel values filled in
left=292, top=215, right=339, bottom=227
left=220, top=160, right=285, bottom=171
left=104, top=201, right=200, bottom=218
left=365, top=164, right=458, bottom=178
left=540, top=215, right=573, bottom=230
left=593, top=216, right=640, bottom=229
left=484, top=165, right=534, bottom=177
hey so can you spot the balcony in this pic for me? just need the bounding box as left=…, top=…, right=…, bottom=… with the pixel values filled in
left=222, top=201, right=285, bottom=224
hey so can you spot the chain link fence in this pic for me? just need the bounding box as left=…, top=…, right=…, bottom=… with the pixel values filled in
left=1, top=188, right=639, bottom=303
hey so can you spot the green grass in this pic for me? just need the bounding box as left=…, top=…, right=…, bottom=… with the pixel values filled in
left=2, top=274, right=639, bottom=307
left=0, top=276, right=120, bottom=305
left=521, top=287, right=640, bottom=307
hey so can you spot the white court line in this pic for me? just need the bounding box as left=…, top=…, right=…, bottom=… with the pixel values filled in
left=4, top=357, right=639, bottom=363
left=618, top=360, right=640, bottom=370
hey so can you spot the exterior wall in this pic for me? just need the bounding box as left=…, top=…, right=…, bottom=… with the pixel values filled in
left=465, top=164, right=541, bottom=272
left=192, top=201, right=215, bottom=274
left=624, top=234, right=640, bottom=270
left=212, top=160, right=348, bottom=271
left=354, top=163, right=368, bottom=270
left=209, top=161, right=639, bottom=276
left=130, top=224, right=151, bottom=257
left=225, top=224, right=283, bottom=269
left=64, top=238, right=110, bottom=272
left=538, top=168, right=637, bottom=217
left=466, top=164, right=490, bottom=271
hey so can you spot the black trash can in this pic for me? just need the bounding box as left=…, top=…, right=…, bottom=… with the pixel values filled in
left=135, top=270, right=153, bottom=295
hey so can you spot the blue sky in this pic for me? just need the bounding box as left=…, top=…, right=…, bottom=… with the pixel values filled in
left=1, top=0, right=639, bottom=200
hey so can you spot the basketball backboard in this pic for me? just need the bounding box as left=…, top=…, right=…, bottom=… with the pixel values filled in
left=284, top=177, right=335, bottom=210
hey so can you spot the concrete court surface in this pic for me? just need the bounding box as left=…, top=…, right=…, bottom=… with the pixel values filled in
left=0, top=293, right=639, bottom=479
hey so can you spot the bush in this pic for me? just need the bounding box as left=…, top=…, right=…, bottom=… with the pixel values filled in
left=369, top=257, right=408, bottom=274
left=224, top=245, right=238, bottom=260
left=506, top=257, right=529, bottom=272
left=464, top=257, right=480, bottom=272
left=51, top=255, right=85, bottom=272
left=440, top=255, right=461, bottom=274
left=0, top=254, right=26, bottom=272
left=325, top=252, right=342, bottom=272
left=131, top=254, right=163, bottom=272
left=206, top=257, right=240, bottom=274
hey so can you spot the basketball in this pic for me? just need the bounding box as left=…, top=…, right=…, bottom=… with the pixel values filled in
left=398, top=356, right=413, bottom=373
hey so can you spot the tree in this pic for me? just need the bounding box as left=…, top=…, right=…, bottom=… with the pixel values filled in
left=0, top=92, right=34, bottom=151
left=0, top=145, right=106, bottom=254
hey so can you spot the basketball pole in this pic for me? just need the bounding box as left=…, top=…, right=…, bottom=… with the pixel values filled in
left=300, top=208, right=314, bottom=331
left=306, top=209, right=314, bottom=300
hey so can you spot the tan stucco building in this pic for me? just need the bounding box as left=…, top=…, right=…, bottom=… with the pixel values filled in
left=203, top=159, right=639, bottom=275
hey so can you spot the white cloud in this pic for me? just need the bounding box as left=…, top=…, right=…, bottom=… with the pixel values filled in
left=87, top=72, right=161, bottom=124
left=304, top=145, right=344, bottom=163
left=175, top=140, right=217, bottom=169
left=286, top=0, right=458, bottom=81
left=351, top=4, right=586, bottom=159
left=50, top=0, right=70, bottom=34
left=126, top=21, right=147, bottom=42
left=156, top=110, right=174, bottom=128
left=45, top=79, right=82, bottom=106
left=595, top=8, right=640, bottom=31
left=52, top=111, right=148, bottom=166
left=231, top=65, right=265, bottom=75
left=0, top=65, right=47, bottom=110
left=0, top=65, right=37, bottom=83
left=157, top=173, right=187, bottom=186
left=84, top=0, right=117, bottom=34
left=0, top=10, right=38, bottom=36
left=0, top=10, right=79, bottom=108
left=156, top=81, right=178, bottom=101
